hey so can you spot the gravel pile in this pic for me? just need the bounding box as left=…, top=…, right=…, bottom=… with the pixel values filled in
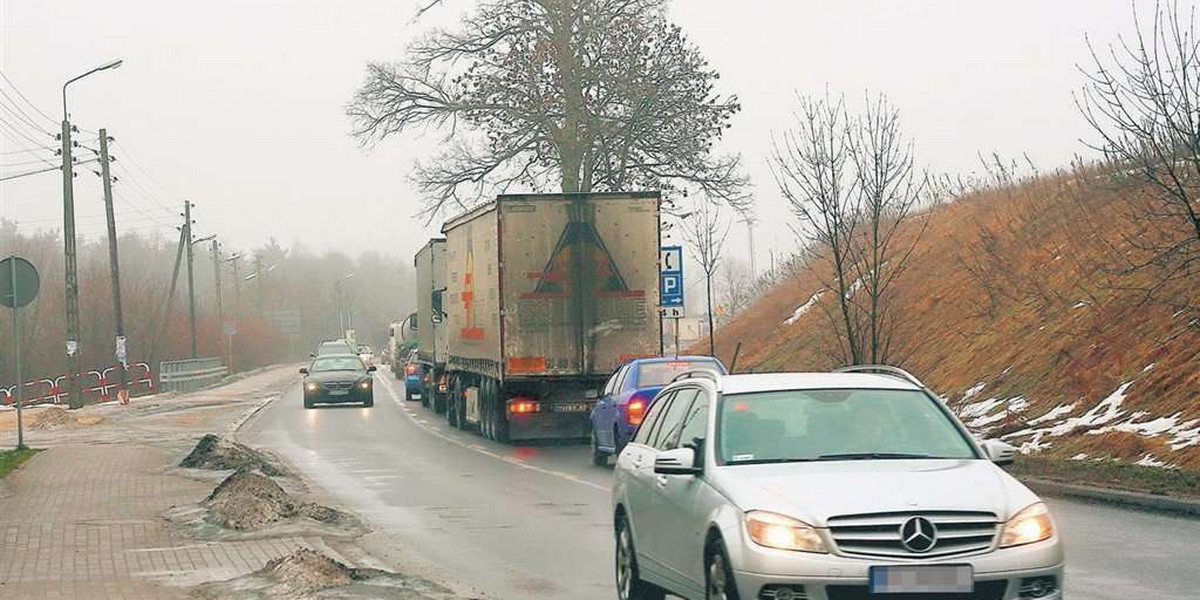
left=259, top=548, right=359, bottom=596
left=205, top=469, right=356, bottom=532
left=181, top=434, right=290, bottom=476
left=29, top=407, right=83, bottom=430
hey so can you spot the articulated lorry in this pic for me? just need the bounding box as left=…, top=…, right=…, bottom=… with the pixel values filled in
left=414, top=238, right=450, bottom=411
left=418, top=192, right=661, bottom=442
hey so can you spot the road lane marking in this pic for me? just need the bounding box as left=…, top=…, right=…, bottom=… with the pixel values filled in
left=379, top=375, right=607, bottom=492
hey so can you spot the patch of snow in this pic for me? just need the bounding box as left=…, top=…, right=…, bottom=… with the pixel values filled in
left=843, top=277, right=864, bottom=299
left=1047, top=382, right=1132, bottom=437
left=1018, top=436, right=1052, bottom=454
left=960, top=396, right=1027, bottom=430
left=1142, top=363, right=1156, bottom=373
left=783, top=291, right=826, bottom=325
left=1136, top=454, right=1168, bottom=468
left=1028, top=403, right=1077, bottom=426
left=962, top=382, right=986, bottom=401
left=1071, top=453, right=1089, bottom=461
left=1172, top=308, right=1187, bottom=318
left=1072, top=300, right=1090, bottom=309
left=958, top=397, right=1006, bottom=419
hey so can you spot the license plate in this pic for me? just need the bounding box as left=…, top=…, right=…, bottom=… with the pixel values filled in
left=869, top=565, right=973, bottom=594
left=328, top=389, right=349, bottom=396
left=551, top=402, right=590, bottom=412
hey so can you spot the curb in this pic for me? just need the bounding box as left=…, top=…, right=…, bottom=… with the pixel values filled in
left=1020, top=477, right=1200, bottom=518
left=231, top=396, right=277, bottom=433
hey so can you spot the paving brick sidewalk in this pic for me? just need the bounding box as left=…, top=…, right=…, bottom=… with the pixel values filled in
left=0, top=367, right=318, bottom=600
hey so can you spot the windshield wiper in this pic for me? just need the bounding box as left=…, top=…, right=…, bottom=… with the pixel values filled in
left=727, top=457, right=817, bottom=465
left=815, top=452, right=939, bottom=461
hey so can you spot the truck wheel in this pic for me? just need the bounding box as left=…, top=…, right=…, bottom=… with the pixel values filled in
left=488, top=379, right=509, bottom=443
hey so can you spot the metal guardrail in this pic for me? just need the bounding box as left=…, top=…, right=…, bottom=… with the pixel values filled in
left=158, top=357, right=228, bottom=393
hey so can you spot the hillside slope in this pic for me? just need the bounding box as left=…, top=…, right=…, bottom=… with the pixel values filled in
left=711, top=171, right=1200, bottom=470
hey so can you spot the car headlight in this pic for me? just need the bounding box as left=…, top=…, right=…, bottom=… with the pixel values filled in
left=359, top=381, right=371, bottom=390
left=305, top=382, right=318, bottom=392
left=745, top=511, right=827, bottom=553
left=1000, top=502, right=1054, bottom=548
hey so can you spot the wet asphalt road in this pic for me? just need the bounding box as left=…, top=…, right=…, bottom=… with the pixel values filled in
left=243, top=370, right=1200, bottom=600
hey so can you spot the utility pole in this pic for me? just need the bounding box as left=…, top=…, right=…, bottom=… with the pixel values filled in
left=744, top=216, right=757, bottom=281
left=210, top=238, right=223, bottom=320
left=60, top=117, right=82, bottom=409
left=254, top=254, right=264, bottom=315
left=98, top=128, right=128, bottom=399
left=183, top=201, right=197, bottom=358
left=225, top=254, right=242, bottom=316
left=148, top=226, right=187, bottom=379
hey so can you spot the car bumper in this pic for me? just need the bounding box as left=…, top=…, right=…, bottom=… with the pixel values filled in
left=733, top=538, right=1064, bottom=600
left=305, top=389, right=373, bottom=404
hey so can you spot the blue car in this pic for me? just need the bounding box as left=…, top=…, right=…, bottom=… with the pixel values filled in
left=589, top=356, right=727, bottom=466
left=403, top=350, right=423, bottom=401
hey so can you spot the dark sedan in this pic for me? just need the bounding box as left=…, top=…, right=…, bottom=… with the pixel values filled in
left=301, top=354, right=376, bottom=408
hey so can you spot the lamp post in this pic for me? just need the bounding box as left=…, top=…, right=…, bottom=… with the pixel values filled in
left=61, top=58, right=122, bottom=409
left=334, top=273, right=355, bottom=338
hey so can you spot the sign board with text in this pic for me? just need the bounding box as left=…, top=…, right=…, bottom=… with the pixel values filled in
left=659, top=246, right=684, bottom=313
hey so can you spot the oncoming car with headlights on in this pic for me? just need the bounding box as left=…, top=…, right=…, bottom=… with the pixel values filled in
left=300, top=354, right=377, bottom=409
left=611, top=366, right=1063, bottom=600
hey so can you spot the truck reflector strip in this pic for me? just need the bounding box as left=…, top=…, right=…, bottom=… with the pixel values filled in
left=507, top=356, right=548, bottom=374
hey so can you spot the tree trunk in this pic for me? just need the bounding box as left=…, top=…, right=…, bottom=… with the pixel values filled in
left=706, top=271, right=716, bottom=356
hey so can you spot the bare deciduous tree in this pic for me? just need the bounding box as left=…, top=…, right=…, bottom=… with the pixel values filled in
left=771, top=92, right=928, bottom=366
left=348, top=0, right=749, bottom=216
left=771, top=93, right=863, bottom=364
left=681, top=198, right=730, bottom=356
left=847, top=95, right=929, bottom=364
left=1078, top=0, right=1200, bottom=306
left=716, top=259, right=754, bottom=321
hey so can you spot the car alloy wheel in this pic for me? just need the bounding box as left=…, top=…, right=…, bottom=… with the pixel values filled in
left=615, top=517, right=664, bottom=600
left=706, top=541, right=739, bottom=600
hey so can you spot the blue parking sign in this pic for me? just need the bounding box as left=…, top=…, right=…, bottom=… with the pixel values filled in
left=660, top=246, right=684, bottom=310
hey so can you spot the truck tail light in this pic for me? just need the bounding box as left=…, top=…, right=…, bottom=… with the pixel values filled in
left=627, top=395, right=650, bottom=426
left=405, top=364, right=417, bottom=375
left=508, top=397, right=541, bottom=414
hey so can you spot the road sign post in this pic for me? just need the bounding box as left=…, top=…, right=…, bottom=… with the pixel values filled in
left=2, top=256, right=40, bottom=450
left=659, top=246, right=684, bottom=356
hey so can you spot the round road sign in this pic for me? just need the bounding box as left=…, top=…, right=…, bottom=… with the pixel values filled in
left=0, top=256, right=40, bottom=309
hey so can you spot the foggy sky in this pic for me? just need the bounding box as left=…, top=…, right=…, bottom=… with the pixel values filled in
left=0, top=0, right=1176, bottom=274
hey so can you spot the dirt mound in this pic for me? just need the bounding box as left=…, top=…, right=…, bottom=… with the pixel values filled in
left=260, top=548, right=358, bottom=596
left=196, top=546, right=463, bottom=600
left=206, top=469, right=297, bottom=530
left=181, top=434, right=289, bottom=476
left=204, top=469, right=357, bottom=533
left=29, top=406, right=101, bottom=430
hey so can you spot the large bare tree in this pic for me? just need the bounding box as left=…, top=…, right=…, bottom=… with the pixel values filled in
left=349, top=0, right=748, bottom=215
left=771, top=92, right=927, bottom=366
left=1078, top=0, right=1200, bottom=306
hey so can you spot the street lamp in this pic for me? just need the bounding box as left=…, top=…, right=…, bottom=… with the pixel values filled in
left=335, top=273, right=355, bottom=338
left=60, top=58, right=123, bottom=409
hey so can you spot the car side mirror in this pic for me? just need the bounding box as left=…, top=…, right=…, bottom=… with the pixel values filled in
left=982, top=439, right=1016, bottom=466
left=299, top=367, right=309, bottom=375
left=367, top=365, right=377, bottom=373
left=655, top=447, right=701, bottom=476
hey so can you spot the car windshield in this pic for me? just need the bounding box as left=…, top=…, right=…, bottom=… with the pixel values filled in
left=637, top=360, right=723, bottom=387
left=311, top=357, right=365, bottom=373
left=718, top=389, right=977, bottom=464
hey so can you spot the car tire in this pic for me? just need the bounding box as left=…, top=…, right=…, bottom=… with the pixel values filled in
left=614, top=426, right=628, bottom=458
left=615, top=516, right=665, bottom=600
left=705, top=538, right=740, bottom=600
left=591, top=431, right=609, bottom=467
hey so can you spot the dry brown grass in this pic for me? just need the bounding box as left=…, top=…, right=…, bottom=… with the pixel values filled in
left=709, top=170, right=1200, bottom=470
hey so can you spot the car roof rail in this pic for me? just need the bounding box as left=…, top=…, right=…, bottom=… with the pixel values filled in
left=669, top=369, right=721, bottom=385
left=833, top=364, right=927, bottom=388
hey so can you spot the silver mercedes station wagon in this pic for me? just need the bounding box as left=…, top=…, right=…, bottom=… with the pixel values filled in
left=611, top=366, right=1064, bottom=600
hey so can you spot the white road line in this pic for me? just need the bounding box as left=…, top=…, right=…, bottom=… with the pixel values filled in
left=379, top=375, right=607, bottom=492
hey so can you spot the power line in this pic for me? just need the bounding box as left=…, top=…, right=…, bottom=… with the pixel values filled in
left=0, top=94, right=54, bottom=135
left=0, top=69, right=57, bottom=126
